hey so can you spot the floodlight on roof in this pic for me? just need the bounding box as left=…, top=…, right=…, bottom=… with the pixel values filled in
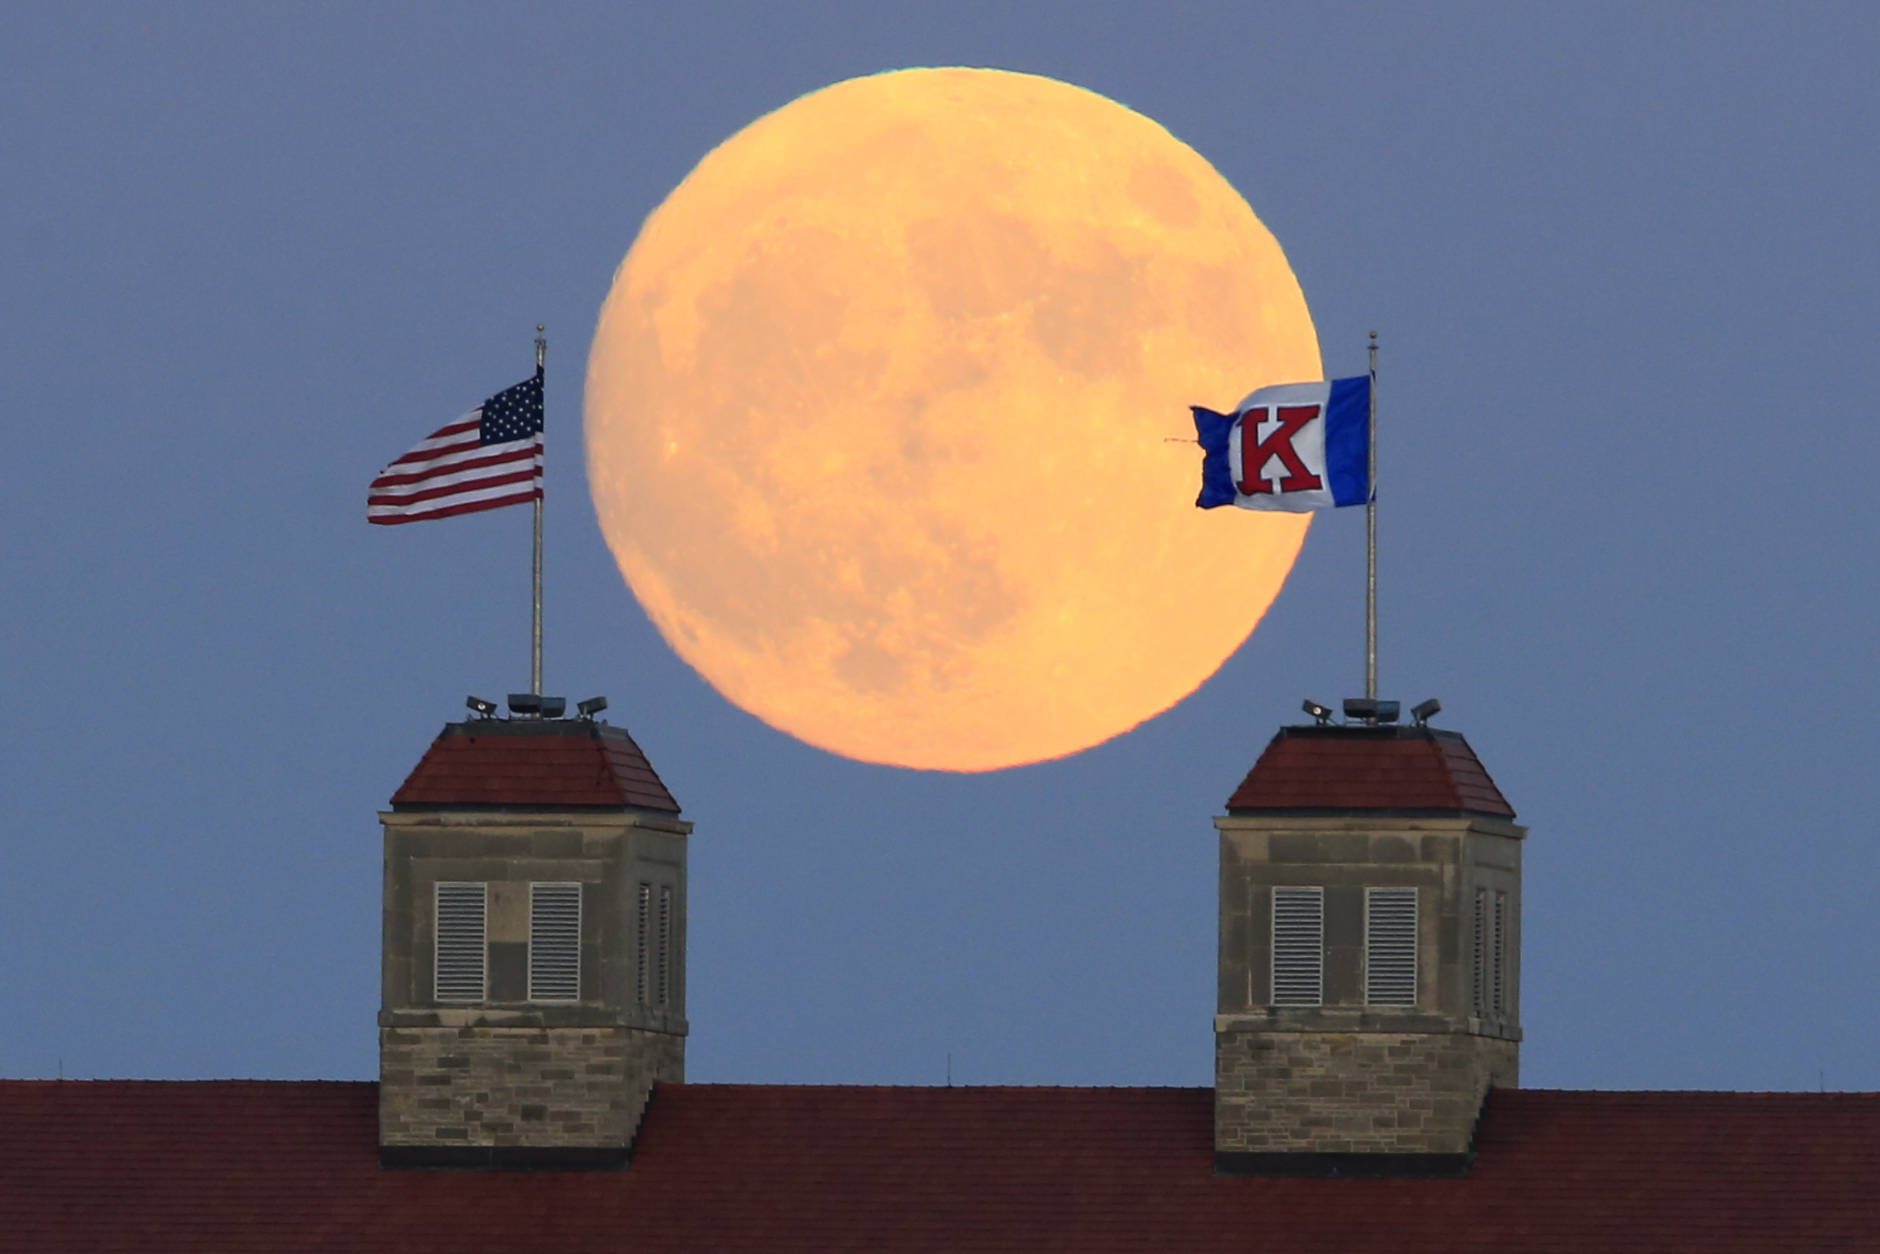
left=1302, top=699, right=1333, bottom=725
left=507, top=693, right=542, bottom=717
left=538, top=697, right=567, bottom=719
left=577, top=696, right=608, bottom=719
left=1412, top=698, right=1442, bottom=727
left=466, top=696, right=497, bottom=718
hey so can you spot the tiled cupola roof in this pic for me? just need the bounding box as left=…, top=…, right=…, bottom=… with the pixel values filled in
left=1227, top=724, right=1515, bottom=818
left=389, top=717, right=680, bottom=813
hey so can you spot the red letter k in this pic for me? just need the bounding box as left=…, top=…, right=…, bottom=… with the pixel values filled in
left=1238, top=405, right=1324, bottom=495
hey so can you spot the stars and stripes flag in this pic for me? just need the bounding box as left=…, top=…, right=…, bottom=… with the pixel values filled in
left=367, top=369, right=544, bottom=524
left=1192, top=375, right=1371, bottom=511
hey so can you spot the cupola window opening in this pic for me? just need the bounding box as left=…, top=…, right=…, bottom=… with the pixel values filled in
left=656, top=885, right=674, bottom=1008
left=1270, top=886, right=1324, bottom=1007
left=636, top=882, right=653, bottom=1005
left=433, top=881, right=487, bottom=1003
left=1473, top=887, right=1512, bottom=1019
left=527, top=882, right=581, bottom=1002
left=1364, top=887, right=1418, bottom=1006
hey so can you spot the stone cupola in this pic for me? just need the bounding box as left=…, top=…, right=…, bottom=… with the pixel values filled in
left=1213, top=719, right=1523, bottom=1176
left=377, top=710, right=689, bottom=1168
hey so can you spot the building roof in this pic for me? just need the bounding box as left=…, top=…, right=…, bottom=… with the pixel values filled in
left=0, top=1081, right=1873, bottom=1252
left=389, top=717, right=680, bottom=813
left=1227, top=724, right=1516, bottom=818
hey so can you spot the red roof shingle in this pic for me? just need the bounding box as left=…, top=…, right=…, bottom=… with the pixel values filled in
left=389, top=719, right=679, bottom=813
left=0, top=1081, right=1874, bottom=1252
left=1227, top=725, right=1515, bottom=818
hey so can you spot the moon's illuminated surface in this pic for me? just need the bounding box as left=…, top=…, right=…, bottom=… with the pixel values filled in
left=586, top=68, right=1319, bottom=771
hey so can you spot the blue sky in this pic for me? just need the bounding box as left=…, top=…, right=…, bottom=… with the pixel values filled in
left=4, top=2, right=1875, bottom=1091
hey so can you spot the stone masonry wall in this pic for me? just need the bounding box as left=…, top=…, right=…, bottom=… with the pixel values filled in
left=379, top=1026, right=683, bottom=1149
left=1214, top=1031, right=1517, bottom=1155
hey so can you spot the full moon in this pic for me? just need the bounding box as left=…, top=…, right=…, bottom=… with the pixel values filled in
left=586, top=68, right=1319, bottom=771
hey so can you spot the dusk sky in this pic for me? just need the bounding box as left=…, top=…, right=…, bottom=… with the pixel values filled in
left=5, top=3, right=1875, bottom=1093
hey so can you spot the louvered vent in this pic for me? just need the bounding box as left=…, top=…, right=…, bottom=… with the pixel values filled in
left=528, top=882, right=581, bottom=1002
left=636, top=882, right=652, bottom=1006
left=1472, top=887, right=1490, bottom=1016
left=1270, top=886, right=1324, bottom=1007
left=1491, top=890, right=1509, bottom=1016
left=656, top=885, right=673, bottom=1007
left=434, top=881, right=486, bottom=1003
left=1364, top=887, right=1418, bottom=1006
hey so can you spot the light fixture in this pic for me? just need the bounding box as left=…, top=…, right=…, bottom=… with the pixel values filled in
left=538, top=697, right=567, bottom=719
left=466, top=696, right=497, bottom=718
left=577, top=696, right=608, bottom=719
left=1301, top=699, right=1333, bottom=725
left=507, top=693, right=542, bottom=717
left=1411, top=698, right=1441, bottom=727
left=1343, top=698, right=1401, bottom=724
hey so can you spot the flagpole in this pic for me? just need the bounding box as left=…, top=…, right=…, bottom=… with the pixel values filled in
left=1368, top=332, right=1383, bottom=703
left=532, top=325, right=546, bottom=697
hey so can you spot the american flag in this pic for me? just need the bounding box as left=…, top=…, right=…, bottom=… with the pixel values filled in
left=367, top=370, right=544, bottom=524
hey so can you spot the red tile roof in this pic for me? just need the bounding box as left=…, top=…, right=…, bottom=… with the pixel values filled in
left=1228, top=725, right=1515, bottom=818
left=0, top=1082, right=1874, bottom=1251
left=390, top=719, right=679, bottom=813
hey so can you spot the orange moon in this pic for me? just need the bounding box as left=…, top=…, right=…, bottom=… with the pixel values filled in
left=585, top=68, right=1319, bottom=771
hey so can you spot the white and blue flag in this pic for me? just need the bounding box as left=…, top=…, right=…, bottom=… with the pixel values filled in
left=1192, top=375, right=1371, bottom=511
